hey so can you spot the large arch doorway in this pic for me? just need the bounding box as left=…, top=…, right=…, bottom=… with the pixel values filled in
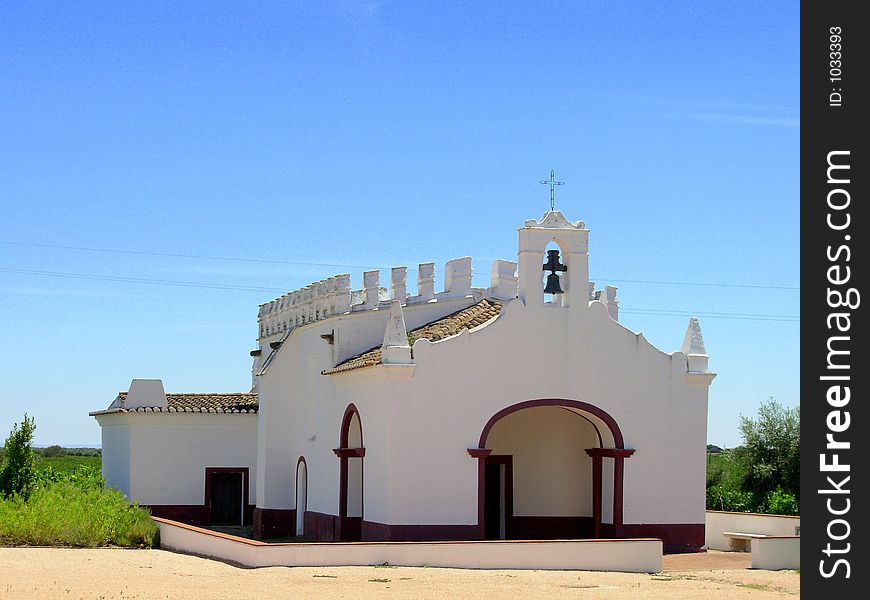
left=471, top=399, right=634, bottom=540
left=295, top=457, right=307, bottom=537
left=334, top=404, right=364, bottom=541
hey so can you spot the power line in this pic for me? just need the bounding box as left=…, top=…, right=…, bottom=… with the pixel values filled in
left=2, top=240, right=799, bottom=291
left=621, top=308, right=799, bottom=323
left=2, top=266, right=800, bottom=323
left=0, top=241, right=387, bottom=271
left=0, top=267, right=286, bottom=293
left=599, top=278, right=799, bottom=291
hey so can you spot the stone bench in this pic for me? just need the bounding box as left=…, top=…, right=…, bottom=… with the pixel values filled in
left=721, top=531, right=771, bottom=552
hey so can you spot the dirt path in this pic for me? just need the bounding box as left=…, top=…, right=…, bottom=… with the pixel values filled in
left=0, top=548, right=799, bottom=599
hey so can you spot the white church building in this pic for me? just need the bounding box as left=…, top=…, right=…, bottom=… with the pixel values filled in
left=92, top=210, right=715, bottom=552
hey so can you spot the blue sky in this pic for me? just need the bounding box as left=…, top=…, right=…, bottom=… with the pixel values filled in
left=0, top=1, right=798, bottom=448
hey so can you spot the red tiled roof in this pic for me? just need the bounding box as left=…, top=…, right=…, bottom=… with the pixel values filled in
left=89, top=392, right=258, bottom=416
left=322, top=298, right=503, bottom=375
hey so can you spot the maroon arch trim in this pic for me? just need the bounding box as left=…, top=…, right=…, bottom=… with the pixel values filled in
left=339, top=403, right=362, bottom=448
left=336, top=403, right=364, bottom=542
left=558, top=407, right=603, bottom=448
left=477, top=399, right=625, bottom=449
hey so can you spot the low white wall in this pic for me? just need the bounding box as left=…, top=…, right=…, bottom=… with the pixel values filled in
left=705, top=511, right=800, bottom=551
left=156, top=518, right=662, bottom=573
left=751, top=537, right=800, bottom=570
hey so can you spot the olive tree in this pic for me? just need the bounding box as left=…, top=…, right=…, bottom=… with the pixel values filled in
left=737, top=397, right=800, bottom=512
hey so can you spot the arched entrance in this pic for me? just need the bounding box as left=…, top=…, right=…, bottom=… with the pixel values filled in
left=333, top=404, right=364, bottom=541
left=295, top=457, right=307, bottom=537
left=469, top=399, right=634, bottom=540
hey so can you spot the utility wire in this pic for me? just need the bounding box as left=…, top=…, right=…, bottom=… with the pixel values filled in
left=601, top=278, right=799, bottom=291
left=0, top=267, right=286, bottom=293
left=2, top=266, right=800, bottom=322
left=1, top=241, right=386, bottom=271
left=620, top=308, right=799, bottom=323
left=2, top=240, right=799, bottom=292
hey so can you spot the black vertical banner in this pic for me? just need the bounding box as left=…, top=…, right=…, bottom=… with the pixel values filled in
left=802, top=2, right=867, bottom=597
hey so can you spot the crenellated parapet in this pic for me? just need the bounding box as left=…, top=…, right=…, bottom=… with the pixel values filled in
left=256, top=257, right=520, bottom=341
left=258, top=274, right=353, bottom=339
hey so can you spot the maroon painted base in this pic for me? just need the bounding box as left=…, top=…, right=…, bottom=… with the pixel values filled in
left=257, top=508, right=703, bottom=551
left=147, top=504, right=207, bottom=525
left=252, top=507, right=296, bottom=539
left=362, top=521, right=481, bottom=541
left=304, top=510, right=340, bottom=541
left=146, top=504, right=255, bottom=527
left=607, top=523, right=706, bottom=553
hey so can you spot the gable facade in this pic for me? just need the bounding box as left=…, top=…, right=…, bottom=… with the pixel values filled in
left=93, top=210, right=714, bottom=552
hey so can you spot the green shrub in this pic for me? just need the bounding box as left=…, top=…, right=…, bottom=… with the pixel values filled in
left=764, top=487, right=799, bottom=516
left=0, top=482, right=158, bottom=547
left=707, top=484, right=756, bottom=512
left=739, top=397, right=800, bottom=503
left=0, top=415, right=37, bottom=499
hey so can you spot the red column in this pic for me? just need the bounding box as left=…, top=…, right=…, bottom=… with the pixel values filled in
left=467, top=448, right=493, bottom=539
left=590, top=452, right=602, bottom=538
left=613, top=455, right=625, bottom=532
left=587, top=447, right=635, bottom=538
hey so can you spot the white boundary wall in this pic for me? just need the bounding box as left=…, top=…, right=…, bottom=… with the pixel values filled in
left=705, top=511, right=800, bottom=551
left=751, top=537, right=800, bottom=570
left=156, top=518, right=662, bottom=572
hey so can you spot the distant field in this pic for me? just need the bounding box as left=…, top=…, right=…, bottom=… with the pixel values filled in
left=707, top=452, right=729, bottom=468
left=34, top=455, right=101, bottom=475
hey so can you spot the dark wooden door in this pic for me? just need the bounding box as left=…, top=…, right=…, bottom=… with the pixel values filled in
left=484, top=463, right=502, bottom=539
left=483, top=455, right=513, bottom=540
left=209, top=472, right=243, bottom=525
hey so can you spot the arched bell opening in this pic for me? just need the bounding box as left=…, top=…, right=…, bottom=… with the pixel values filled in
left=542, top=240, right=569, bottom=306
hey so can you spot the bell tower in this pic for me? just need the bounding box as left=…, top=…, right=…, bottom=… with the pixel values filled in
left=517, top=210, right=589, bottom=308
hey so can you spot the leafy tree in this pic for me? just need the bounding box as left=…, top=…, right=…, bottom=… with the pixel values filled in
left=737, top=397, right=800, bottom=507
left=0, top=414, right=38, bottom=499
left=42, top=445, right=66, bottom=458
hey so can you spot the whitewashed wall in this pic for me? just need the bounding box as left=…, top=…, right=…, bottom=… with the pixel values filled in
left=706, top=511, right=801, bottom=550
left=100, top=423, right=131, bottom=497
left=95, top=412, right=258, bottom=506
left=258, top=297, right=709, bottom=529
left=255, top=212, right=712, bottom=533
left=255, top=294, right=483, bottom=516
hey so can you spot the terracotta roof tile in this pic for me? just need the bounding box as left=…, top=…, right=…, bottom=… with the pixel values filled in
left=323, top=298, right=503, bottom=375
left=89, top=392, right=258, bottom=416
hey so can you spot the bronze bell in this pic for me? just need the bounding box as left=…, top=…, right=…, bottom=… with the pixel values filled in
left=542, top=249, right=567, bottom=294
left=544, top=272, right=564, bottom=294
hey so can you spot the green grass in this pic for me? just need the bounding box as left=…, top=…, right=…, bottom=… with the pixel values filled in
left=740, top=583, right=771, bottom=591
left=34, top=455, right=101, bottom=475
left=1, top=455, right=157, bottom=548
left=0, top=482, right=158, bottom=547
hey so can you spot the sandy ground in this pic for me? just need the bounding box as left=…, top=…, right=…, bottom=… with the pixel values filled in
left=0, top=548, right=799, bottom=599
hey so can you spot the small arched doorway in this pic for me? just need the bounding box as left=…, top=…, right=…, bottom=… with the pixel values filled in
left=471, top=399, right=633, bottom=540
left=295, top=457, right=307, bottom=537
left=334, top=404, right=364, bottom=541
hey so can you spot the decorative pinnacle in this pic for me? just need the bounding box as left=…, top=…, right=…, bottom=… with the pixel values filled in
left=540, top=169, right=564, bottom=211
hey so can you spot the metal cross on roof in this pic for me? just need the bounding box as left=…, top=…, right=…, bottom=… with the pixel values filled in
left=540, top=170, right=564, bottom=211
